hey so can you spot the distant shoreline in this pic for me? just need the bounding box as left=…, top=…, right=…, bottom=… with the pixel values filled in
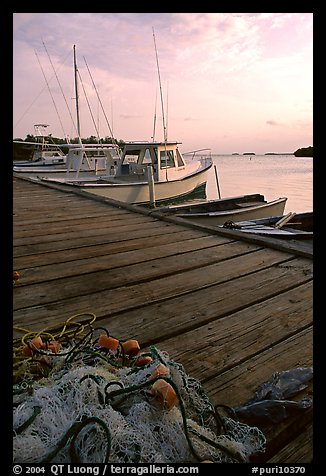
left=209, top=153, right=297, bottom=157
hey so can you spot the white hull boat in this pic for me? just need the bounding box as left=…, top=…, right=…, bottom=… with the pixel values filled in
left=40, top=141, right=213, bottom=205
left=13, top=143, right=120, bottom=179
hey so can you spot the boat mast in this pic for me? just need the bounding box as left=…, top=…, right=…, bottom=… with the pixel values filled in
left=73, top=45, right=82, bottom=145
left=152, top=27, right=168, bottom=181
left=152, top=28, right=167, bottom=143
left=151, top=89, right=157, bottom=142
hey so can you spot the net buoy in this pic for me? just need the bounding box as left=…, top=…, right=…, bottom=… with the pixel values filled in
left=150, top=379, right=178, bottom=410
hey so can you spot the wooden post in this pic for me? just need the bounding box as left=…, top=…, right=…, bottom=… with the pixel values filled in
left=214, top=165, right=221, bottom=199
left=147, top=165, right=156, bottom=208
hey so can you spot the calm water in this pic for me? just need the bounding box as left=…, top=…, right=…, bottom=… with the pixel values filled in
left=204, top=155, right=313, bottom=214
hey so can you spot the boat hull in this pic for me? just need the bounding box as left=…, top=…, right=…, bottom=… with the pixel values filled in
left=13, top=168, right=104, bottom=179
left=76, top=166, right=211, bottom=205
left=173, top=197, right=287, bottom=226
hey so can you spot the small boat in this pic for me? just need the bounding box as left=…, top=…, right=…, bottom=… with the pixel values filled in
left=157, top=193, right=287, bottom=226
left=40, top=141, right=213, bottom=205
left=221, top=211, right=313, bottom=239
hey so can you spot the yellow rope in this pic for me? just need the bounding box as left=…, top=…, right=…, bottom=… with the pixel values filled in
left=13, top=312, right=97, bottom=383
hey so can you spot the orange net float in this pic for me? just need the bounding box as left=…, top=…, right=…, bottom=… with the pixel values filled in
left=150, top=379, right=178, bottom=411
left=98, top=334, right=120, bottom=351
left=121, top=339, right=140, bottom=357
left=133, top=354, right=153, bottom=367
left=46, top=341, right=61, bottom=354
left=22, top=335, right=44, bottom=356
left=149, top=363, right=170, bottom=380
left=13, top=271, right=20, bottom=284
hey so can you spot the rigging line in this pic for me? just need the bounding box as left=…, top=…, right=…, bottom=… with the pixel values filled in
left=13, top=49, right=71, bottom=132
left=77, top=69, right=101, bottom=143
left=34, top=50, right=68, bottom=142
left=83, top=56, right=121, bottom=157
left=42, top=40, right=79, bottom=140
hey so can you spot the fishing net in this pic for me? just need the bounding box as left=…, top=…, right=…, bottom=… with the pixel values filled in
left=13, top=314, right=266, bottom=463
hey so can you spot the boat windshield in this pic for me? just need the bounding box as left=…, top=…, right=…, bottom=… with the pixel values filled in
left=122, top=147, right=157, bottom=166
left=160, top=150, right=175, bottom=169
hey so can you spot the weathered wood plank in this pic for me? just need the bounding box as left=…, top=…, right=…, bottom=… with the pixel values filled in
left=14, top=261, right=312, bottom=341
left=253, top=407, right=313, bottom=463
left=197, top=326, right=312, bottom=405
left=13, top=220, right=177, bottom=247
left=13, top=224, right=210, bottom=257
left=14, top=238, right=260, bottom=285
left=267, top=423, right=313, bottom=463
left=201, top=328, right=313, bottom=463
left=13, top=246, right=291, bottom=309
left=141, top=284, right=312, bottom=382
left=13, top=229, right=210, bottom=268
left=13, top=208, right=133, bottom=227
left=13, top=214, right=159, bottom=239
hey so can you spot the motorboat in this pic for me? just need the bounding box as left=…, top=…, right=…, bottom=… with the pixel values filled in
left=40, top=141, right=213, bottom=205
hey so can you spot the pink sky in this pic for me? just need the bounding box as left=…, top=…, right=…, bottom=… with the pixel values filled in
left=13, top=13, right=313, bottom=154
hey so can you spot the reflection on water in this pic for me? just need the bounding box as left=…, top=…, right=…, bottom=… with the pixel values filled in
left=205, top=155, right=313, bottom=214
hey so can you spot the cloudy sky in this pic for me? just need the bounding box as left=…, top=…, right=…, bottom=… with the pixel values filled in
left=13, top=13, right=313, bottom=154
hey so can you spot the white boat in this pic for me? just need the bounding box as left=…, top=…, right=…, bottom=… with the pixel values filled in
left=40, top=141, right=213, bottom=205
left=13, top=123, right=67, bottom=171
left=13, top=48, right=120, bottom=179
left=156, top=193, right=287, bottom=226
left=13, top=141, right=121, bottom=179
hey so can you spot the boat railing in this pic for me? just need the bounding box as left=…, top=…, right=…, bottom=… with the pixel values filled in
left=183, top=148, right=211, bottom=160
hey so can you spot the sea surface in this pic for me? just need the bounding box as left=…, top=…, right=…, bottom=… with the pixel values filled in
left=204, top=154, right=313, bottom=214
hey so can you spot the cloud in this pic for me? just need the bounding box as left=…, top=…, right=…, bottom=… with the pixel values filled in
left=13, top=13, right=313, bottom=153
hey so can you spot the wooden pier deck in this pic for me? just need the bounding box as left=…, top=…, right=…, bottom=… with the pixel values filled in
left=13, top=177, right=313, bottom=463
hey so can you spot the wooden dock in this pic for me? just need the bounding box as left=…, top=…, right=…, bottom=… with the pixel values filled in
left=13, top=176, right=313, bottom=463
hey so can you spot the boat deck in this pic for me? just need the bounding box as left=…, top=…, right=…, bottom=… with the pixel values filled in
left=13, top=176, right=313, bottom=464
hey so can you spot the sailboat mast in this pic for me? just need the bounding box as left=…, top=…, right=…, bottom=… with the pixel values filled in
left=73, top=45, right=82, bottom=144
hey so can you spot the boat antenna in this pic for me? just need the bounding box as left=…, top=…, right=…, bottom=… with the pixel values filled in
left=152, top=27, right=167, bottom=143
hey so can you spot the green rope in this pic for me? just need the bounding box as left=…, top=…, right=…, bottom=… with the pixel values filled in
left=69, top=416, right=111, bottom=463
left=39, top=415, right=111, bottom=463
left=14, top=406, right=41, bottom=435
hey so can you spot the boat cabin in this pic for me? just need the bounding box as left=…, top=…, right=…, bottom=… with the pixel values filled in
left=32, top=148, right=66, bottom=164
left=117, top=142, right=186, bottom=182
left=65, top=144, right=121, bottom=175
